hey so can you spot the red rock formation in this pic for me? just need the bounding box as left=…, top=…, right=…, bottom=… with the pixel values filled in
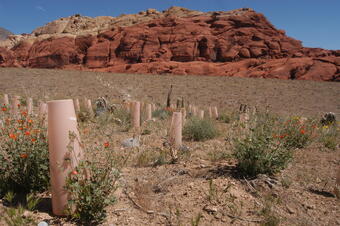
left=0, top=8, right=339, bottom=81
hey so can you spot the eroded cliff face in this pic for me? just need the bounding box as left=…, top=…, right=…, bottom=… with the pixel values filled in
left=0, top=7, right=339, bottom=81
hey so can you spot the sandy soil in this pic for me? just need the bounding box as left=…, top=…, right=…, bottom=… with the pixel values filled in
left=0, top=67, right=339, bottom=226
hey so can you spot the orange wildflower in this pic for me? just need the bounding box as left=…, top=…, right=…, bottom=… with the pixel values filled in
left=20, top=153, right=28, bottom=159
left=1, top=107, right=7, bottom=111
left=71, top=170, right=78, bottom=175
left=300, top=129, right=305, bottom=135
left=28, top=119, right=33, bottom=124
left=18, top=127, right=23, bottom=130
left=104, top=142, right=110, bottom=148
left=31, top=138, right=37, bottom=142
left=9, top=133, right=16, bottom=139
left=25, top=131, right=30, bottom=136
left=21, top=111, right=27, bottom=116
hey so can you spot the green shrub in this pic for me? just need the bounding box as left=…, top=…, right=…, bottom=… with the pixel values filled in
left=319, top=124, right=338, bottom=150
left=135, top=148, right=168, bottom=167
left=111, top=107, right=131, bottom=131
left=77, top=110, right=93, bottom=123
left=218, top=113, right=231, bottom=123
left=183, top=117, right=218, bottom=141
left=233, top=112, right=292, bottom=177
left=1, top=205, right=36, bottom=226
left=279, top=117, right=315, bottom=150
left=0, top=110, right=49, bottom=195
left=65, top=151, right=120, bottom=225
left=234, top=136, right=292, bottom=177
left=152, top=109, right=171, bottom=120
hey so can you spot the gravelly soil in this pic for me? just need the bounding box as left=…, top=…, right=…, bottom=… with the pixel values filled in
left=0, top=67, right=339, bottom=118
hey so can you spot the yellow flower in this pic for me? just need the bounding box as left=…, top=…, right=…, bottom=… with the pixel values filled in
left=322, top=125, right=329, bottom=129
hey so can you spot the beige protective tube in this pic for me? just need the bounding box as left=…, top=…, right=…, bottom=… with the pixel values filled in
left=209, top=107, right=212, bottom=118
left=27, top=97, right=33, bottom=115
left=39, top=102, right=47, bottom=118
left=199, top=110, right=204, bottom=119
left=193, top=106, right=197, bottom=117
left=74, top=99, right=80, bottom=112
left=181, top=108, right=186, bottom=126
left=152, top=103, right=156, bottom=112
left=146, top=103, right=152, bottom=121
left=3, top=94, right=9, bottom=106
left=47, top=99, right=83, bottom=216
left=169, top=112, right=182, bottom=149
left=213, top=106, right=218, bottom=119
left=132, top=101, right=141, bottom=129
left=11, top=95, right=20, bottom=115
left=87, top=99, right=93, bottom=115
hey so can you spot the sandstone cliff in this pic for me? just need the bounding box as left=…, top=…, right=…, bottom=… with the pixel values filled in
left=0, top=7, right=339, bottom=81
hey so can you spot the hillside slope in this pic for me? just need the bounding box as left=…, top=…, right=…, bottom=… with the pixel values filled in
left=0, top=7, right=339, bottom=81
left=0, top=27, right=13, bottom=40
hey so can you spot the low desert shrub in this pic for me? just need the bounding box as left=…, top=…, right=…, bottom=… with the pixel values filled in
left=234, top=136, right=292, bottom=177
left=0, top=108, right=49, bottom=196
left=319, top=124, right=338, bottom=150
left=65, top=150, right=120, bottom=225
left=278, top=117, right=315, bottom=150
left=77, top=110, right=93, bottom=123
left=218, top=113, right=231, bottom=123
left=111, top=107, right=131, bottom=131
left=135, top=148, right=168, bottom=167
left=233, top=112, right=292, bottom=177
left=183, top=117, right=218, bottom=141
left=152, top=108, right=171, bottom=120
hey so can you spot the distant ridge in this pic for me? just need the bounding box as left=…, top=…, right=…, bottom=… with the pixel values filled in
left=0, top=7, right=339, bottom=81
left=0, top=27, right=13, bottom=40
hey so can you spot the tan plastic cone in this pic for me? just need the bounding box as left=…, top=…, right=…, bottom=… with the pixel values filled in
left=132, top=101, right=141, bottom=129
left=74, top=99, right=80, bottom=112
left=3, top=94, right=9, bottom=106
left=199, top=110, right=204, bottom=119
left=27, top=97, right=33, bottom=115
left=48, top=99, right=83, bottom=216
left=170, top=112, right=182, bottom=149
left=213, top=106, right=218, bottom=119
left=146, top=103, right=152, bottom=121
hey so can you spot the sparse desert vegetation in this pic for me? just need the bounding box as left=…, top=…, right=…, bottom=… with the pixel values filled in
left=0, top=68, right=339, bottom=225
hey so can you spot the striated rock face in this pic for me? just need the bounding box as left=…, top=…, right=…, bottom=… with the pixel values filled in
left=0, top=7, right=339, bottom=81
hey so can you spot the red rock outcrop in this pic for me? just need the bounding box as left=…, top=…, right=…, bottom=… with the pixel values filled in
left=0, top=7, right=339, bottom=81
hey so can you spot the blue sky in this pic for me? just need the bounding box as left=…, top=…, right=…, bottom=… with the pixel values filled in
left=0, top=0, right=339, bottom=50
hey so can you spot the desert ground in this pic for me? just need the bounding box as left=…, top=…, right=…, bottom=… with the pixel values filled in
left=0, top=67, right=339, bottom=226
left=0, top=67, right=339, bottom=118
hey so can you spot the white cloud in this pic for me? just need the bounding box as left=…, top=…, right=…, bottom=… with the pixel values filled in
left=36, top=6, right=47, bottom=12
